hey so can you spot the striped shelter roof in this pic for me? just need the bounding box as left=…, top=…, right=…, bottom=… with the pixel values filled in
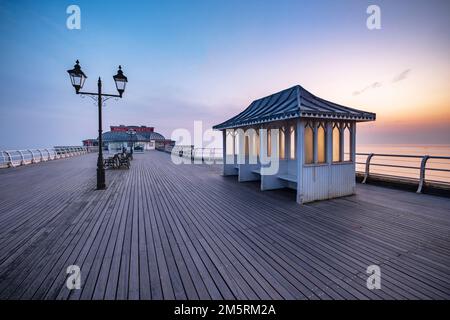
left=213, top=85, right=376, bottom=130
left=102, top=131, right=165, bottom=143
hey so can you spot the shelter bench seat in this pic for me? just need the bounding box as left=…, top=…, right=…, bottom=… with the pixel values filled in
left=252, top=168, right=261, bottom=175
left=277, top=174, right=297, bottom=183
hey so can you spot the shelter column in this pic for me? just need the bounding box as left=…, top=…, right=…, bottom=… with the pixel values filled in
left=350, top=122, right=357, bottom=193
left=222, top=129, right=226, bottom=163
left=351, top=122, right=356, bottom=162
left=222, top=129, right=238, bottom=176
left=232, top=130, right=236, bottom=157
left=238, top=128, right=260, bottom=182
left=259, top=127, right=266, bottom=162
left=285, top=124, right=291, bottom=160
left=296, top=119, right=304, bottom=204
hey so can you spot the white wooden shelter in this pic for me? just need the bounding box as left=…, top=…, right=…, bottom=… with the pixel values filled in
left=213, top=85, right=376, bottom=204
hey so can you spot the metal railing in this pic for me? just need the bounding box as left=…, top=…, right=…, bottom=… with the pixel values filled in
left=356, top=153, right=450, bottom=193
left=164, top=146, right=223, bottom=163
left=168, top=148, right=450, bottom=193
left=0, top=146, right=91, bottom=169
left=192, top=148, right=223, bottom=162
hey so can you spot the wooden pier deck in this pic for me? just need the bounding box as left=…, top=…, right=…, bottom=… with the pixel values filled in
left=0, top=151, right=449, bottom=300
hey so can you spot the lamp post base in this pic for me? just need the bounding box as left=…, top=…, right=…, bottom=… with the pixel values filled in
left=96, top=167, right=106, bottom=190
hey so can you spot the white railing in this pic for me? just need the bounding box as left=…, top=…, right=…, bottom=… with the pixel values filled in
left=191, top=148, right=223, bottom=162
left=356, top=153, right=450, bottom=193
left=0, top=146, right=91, bottom=169
left=163, top=146, right=223, bottom=163
left=163, top=148, right=450, bottom=193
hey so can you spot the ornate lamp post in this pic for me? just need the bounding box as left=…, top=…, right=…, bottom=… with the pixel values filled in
left=126, top=129, right=137, bottom=159
left=67, top=60, right=128, bottom=190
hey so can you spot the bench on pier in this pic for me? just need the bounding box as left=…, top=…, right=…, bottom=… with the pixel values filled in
left=104, top=152, right=132, bottom=169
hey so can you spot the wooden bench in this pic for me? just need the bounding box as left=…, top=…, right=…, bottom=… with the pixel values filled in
left=104, top=152, right=131, bottom=169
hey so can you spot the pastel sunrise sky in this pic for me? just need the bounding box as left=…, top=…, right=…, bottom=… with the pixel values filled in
left=0, top=0, right=449, bottom=149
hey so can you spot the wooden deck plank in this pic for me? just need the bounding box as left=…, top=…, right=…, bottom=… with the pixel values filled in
left=0, top=151, right=449, bottom=300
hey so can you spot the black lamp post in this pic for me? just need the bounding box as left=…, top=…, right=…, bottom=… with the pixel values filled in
left=126, top=129, right=137, bottom=158
left=67, top=60, right=128, bottom=190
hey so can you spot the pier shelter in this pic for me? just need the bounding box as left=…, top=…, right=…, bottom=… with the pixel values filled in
left=213, top=85, right=376, bottom=204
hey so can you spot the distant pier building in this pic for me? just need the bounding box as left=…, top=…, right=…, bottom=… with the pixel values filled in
left=83, top=125, right=173, bottom=153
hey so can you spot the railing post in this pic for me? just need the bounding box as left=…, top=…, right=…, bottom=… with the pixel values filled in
left=417, top=155, right=430, bottom=193
left=362, top=153, right=374, bottom=184
left=28, top=149, right=35, bottom=164
left=5, top=151, right=13, bottom=167
left=44, top=148, right=51, bottom=160
left=18, top=150, right=25, bottom=165
left=37, top=149, right=43, bottom=162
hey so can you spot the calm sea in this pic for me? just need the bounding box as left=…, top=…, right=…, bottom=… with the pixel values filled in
left=356, top=144, right=450, bottom=184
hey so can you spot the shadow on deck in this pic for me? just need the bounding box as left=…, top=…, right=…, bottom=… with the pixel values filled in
left=0, top=151, right=449, bottom=300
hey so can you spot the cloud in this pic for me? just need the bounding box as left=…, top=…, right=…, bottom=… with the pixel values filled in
left=392, top=69, right=411, bottom=83
left=353, top=82, right=382, bottom=96
left=353, top=68, right=411, bottom=96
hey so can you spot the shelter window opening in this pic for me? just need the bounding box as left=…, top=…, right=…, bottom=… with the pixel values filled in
left=344, top=124, right=352, bottom=162
left=317, top=122, right=326, bottom=164
left=290, top=125, right=296, bottom=160
left=279, top=127, right=285, bottom=159
left=332, top=123, right=341, bottom=162
left=304, top=122, right=314, bottom=164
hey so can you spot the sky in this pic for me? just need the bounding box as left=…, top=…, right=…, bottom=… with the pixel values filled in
left=0, top=0, right=449, bottom=149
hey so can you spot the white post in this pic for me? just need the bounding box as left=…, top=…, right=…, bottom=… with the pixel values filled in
left=18, top=150, right=25, bottom=165
left=350, top=122, right=357, bottom=193
left=237, top=128, right=245, bottom=165
left=259, top=127, right=266, bottom=164
left=28, top=149, right=35, bottom=163
left=222, top=129, right=238, bottom=176
left=285, top=124, right=291, bottom=160
left=417, top=155, right=430, bottom=193
left=351, top=122, right=356, bottom=162
left=296, top=119, right=304, bottom=204
left=222, top=130, right=226, bottom=168
left=5, top=151, right=13, bottom=167
left=37, top=149, right=43, bottom=162
left=232, top=130, right=236, bottom=157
